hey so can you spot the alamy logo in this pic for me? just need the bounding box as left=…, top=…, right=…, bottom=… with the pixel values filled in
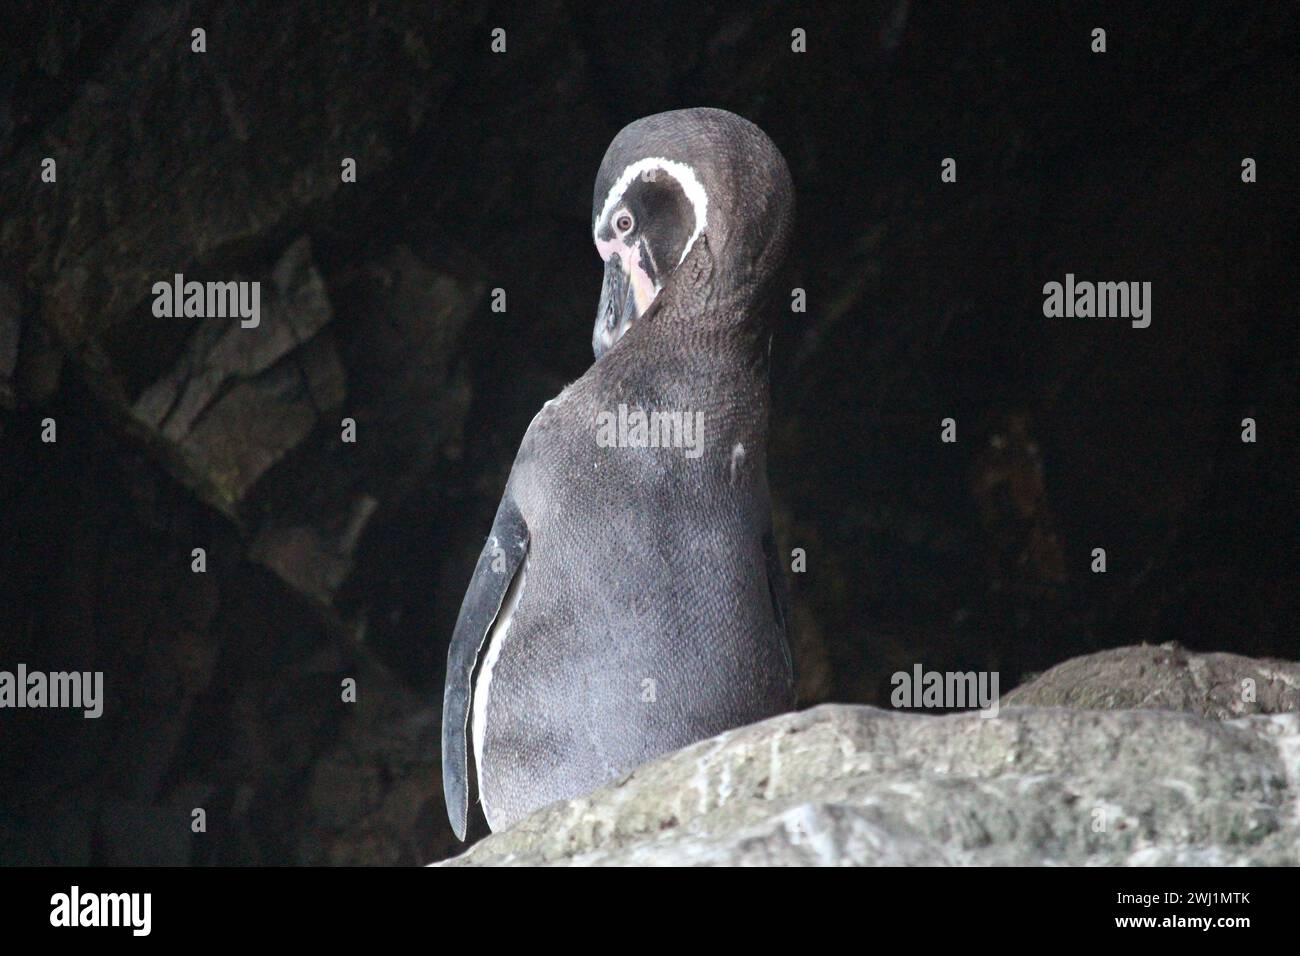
left=152, top=273, right=260, bottom=327
left=1042, top=273, right=1151, bottom=328
left=50, top=886, right=151, bottom=936
left=891, top=665, right=1000, bottom=718
left=595, top=403, right=705, bottom=459
left=0, top=664, right=103, bottom=718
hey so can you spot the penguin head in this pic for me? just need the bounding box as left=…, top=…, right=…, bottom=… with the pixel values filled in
left=591, top=108, right=794, bottom=357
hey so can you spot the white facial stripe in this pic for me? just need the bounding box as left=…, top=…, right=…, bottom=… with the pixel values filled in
left=594, top=157, right=709, bottom=266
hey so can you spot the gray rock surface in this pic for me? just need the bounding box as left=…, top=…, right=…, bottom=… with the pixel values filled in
left=1003, top=643, right=1300, bottom=719
left=441, top=702, right=1300, bottom=866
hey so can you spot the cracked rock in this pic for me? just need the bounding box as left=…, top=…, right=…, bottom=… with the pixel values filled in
left=131, top=237, right=345, bottom=510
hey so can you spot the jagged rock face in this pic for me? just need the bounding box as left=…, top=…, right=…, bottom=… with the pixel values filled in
left=442, top=704, right=1300, bottom=866
left=132, top=237, right=345, bottom=511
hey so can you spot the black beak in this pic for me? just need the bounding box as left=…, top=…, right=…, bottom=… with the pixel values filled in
left=593, top=253, right=637, bottom=358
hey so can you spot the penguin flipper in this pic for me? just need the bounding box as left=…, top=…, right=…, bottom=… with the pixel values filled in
left=441, top=492, right=529, bottom=840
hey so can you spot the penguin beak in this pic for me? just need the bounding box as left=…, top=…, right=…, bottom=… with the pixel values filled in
left=594, top=252, right=637, bottom=358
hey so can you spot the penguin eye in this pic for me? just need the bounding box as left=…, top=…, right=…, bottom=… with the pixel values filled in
left=614, top=212, right=634, bottom=235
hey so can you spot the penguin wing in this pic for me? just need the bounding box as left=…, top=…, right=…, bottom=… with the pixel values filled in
left=441, top=491, right=529, bottom=840
left=763, top=529, right=795, bottom=688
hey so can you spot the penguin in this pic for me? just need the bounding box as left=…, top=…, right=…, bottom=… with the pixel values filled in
left=442, top=108, right=796, bottom=839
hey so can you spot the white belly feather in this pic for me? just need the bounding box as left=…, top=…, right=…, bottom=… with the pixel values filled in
left=471, top=552, right=528, bottom=821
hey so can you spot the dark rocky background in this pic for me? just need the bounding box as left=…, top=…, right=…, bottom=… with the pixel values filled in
left=0, top=1, right=1295, bottom=864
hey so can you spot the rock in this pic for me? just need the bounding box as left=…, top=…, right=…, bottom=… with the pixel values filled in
left=328, top=244, right=480, bottom=486
left=1003, top=643, right=1300, bottom=719
left=246, top=243, right=480, bottom=606
left=0, top=2, right=480, bottom=350
left=440, top=703, right=1300, bottom=866
left=133, top=238, right=334, bottom=441
left=248, top=494, right=379, bottom=603
left=131, top=237, right=345, bottom=511
left=180, top=332, right=345, bottom=506
left=299, top=678, right=448, bottom=866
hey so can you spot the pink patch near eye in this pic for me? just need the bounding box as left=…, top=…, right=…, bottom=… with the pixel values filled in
left=593, top=234, right=659, bottom=315
left=595, top=235, right=625, bottom=263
